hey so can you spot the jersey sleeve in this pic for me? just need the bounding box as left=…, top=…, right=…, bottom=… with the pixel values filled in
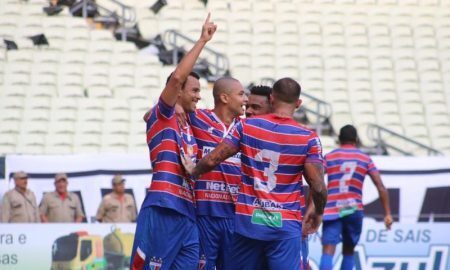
left=187, top=111, right=197, bottom=126
left=305, top=132, right=324, bottom=164
left=143, top=97, right=175, bottom=123
left=367, top=157, right=378, bottom=173
left=223, top=121, right=243, bottom=149
left=323, top=153, right=329, bottom=174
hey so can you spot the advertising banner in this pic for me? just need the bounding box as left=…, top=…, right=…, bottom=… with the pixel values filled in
left=1, top=154, right=449, bottom=269
left=0, top=221, right=448, bottom=270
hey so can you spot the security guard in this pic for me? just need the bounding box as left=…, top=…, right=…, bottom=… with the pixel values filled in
left=96, top=174, right=137, bottom=223
left=2, top=171, right=40, bottom=223
left=39, top=173, right=84, bottom=223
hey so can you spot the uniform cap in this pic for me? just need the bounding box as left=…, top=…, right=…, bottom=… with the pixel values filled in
left=55, top=173, right=68, bottom=182
left=13, top=171, right=28, bottom=179
left=112, top=174, right=126, bottom=184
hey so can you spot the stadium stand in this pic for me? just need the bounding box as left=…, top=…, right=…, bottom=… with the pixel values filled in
left=0, top=0, right=449, bottom=155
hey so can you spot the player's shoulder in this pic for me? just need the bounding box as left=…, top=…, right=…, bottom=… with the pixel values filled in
left=243, top=114, right=278, bottom=127
left=190, top=108, right=211, bottom=120
left=293, top=121, right=318, bottom=135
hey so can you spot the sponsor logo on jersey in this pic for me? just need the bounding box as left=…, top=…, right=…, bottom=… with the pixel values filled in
left=206, top=181, right=239, bottom=195
left=202, top=146, right=241, bottom=164
left=253, top=198, right=283, bottom=210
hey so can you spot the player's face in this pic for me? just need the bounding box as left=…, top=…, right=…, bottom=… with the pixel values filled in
left=180, top=76, right=201, bottom=113
left=226, top=82, right=247, bottom=117
left=246, top=94, right=271, bottom=117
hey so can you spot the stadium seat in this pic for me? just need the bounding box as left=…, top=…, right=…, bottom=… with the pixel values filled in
left=45, top=134, right=73, bottom=154
left=73, top=134, right=101, bottom=153
left=48, top=121, right=75, bottom=135
left=101, top=134, right=128, bottom=153
left=102, top=122, right=129, bottom=135
left=0, top=134, right=17, bottom=154
left=75, top=121, right=102, bottom=135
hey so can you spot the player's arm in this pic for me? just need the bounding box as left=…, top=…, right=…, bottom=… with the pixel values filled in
left=368, top=170, right=393, bottom=229
left=183, top=141, right=239, bottom=178
left=304, top=162, right=327, bottom=214
left=160, top=13, right=217, bottom=107
left=302, top=162, right=327, bottom=234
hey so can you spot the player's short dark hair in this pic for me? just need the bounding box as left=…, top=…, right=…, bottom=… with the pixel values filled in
left=165, top=71, right=200, bottom=89
left=339, top=125, right=358, bottom=144
left=272, top=78, right=301, bottom=104
left=249, top=85, right=272, bottom=100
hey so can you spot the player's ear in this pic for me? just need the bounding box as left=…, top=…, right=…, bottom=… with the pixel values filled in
left=296, top=99, right=302, bottom=108
left=269, top=94, right=274, bottom=105
left=220, top=93, right=228, bottom=104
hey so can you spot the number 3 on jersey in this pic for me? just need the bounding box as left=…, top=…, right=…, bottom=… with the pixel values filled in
left=254, top=149, right=280, bottom=193
left=339, top=161, right=357, bottom=193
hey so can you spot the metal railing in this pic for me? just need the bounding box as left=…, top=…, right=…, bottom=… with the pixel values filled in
left=300, top=92, right=333, bottom=135
left=163, top=30, right=229, bottom=77
left=81, top=0, right=136, bottom=41
left=259, top=78, right=332, bottom=135
left=367, top=124, right=443, bottom=156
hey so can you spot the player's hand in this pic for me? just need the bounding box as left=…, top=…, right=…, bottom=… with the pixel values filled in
left=181, top=152, right=196, bottom=176
left=384, top=214, right=393, bottom=230
left=302, top=211, right=322, bottom=236
left=175, top=104, right=187, bottom=127
left=199, top=13, right=217, bottom=43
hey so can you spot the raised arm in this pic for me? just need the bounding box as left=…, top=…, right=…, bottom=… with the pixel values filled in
left=302, top=162, right=327, bottom=234
left=160, top=13, right=217, bottom=107
left=368, top=170, right=393, bottom=229
left=183, top=141, right=239, bottom=178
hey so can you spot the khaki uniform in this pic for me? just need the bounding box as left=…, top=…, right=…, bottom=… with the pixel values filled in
left=1, top=188, right=40, bottom=223
left=39, top=192, right=84, bottom=223
left=96, top=193, right=137, bottom=223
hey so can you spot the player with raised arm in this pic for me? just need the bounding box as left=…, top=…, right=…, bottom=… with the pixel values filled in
left=187, top=77, right=247, bottom=270
left=183, top=78, right=327, bottom=270
left=130, top=14, right=216, bottom=270
left=319, top=125, right=392, bottom=270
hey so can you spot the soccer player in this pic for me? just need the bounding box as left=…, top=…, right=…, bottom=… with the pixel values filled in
left=130, top=14, right=216, bottom=270
left=187, top=77, right=247, bottom=270
left=246, top=84, right=310, bottom=268
left=183, top=78, right=328, bottom=270
left=319, top=125, right=393, bottom=270
left=245, top=85, right=272, bottom=118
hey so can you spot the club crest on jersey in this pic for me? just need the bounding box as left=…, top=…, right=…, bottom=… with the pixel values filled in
left=149, top=257, right=162, bottom=270
left=208, top=127, right=214, bottom=134
left=198, top=254, right=206, bottom=270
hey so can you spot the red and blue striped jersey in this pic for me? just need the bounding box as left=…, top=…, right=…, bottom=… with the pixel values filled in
left=188, top=109, right=241, bottom=218
left=324, top=145, right=378, bottom=221
left=142, top=98, right=198, bottom=221
left=224, top=114, right=323, bottom=241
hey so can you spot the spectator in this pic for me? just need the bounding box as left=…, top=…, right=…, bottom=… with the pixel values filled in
left=39, top=173, right=84, bottom=223
left=96, top=174, right=137, bottom=223
left=2, top=171, right=40, bottom=223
